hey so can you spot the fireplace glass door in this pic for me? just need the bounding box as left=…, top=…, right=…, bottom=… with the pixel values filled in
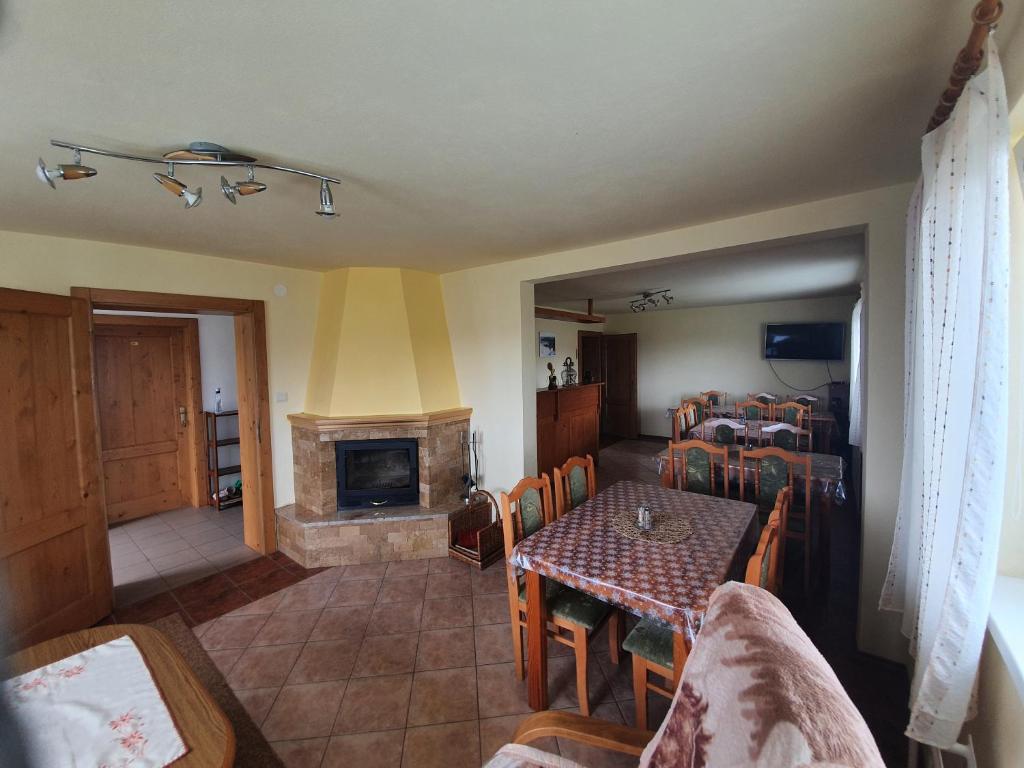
left=336, top=439, right=419, bottom=509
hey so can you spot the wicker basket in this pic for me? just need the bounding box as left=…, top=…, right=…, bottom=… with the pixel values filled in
left=448, top=489, right=504, bottom=569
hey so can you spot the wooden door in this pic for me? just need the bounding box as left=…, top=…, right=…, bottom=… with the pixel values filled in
left=578, top=331, right=604, bottom=386
left=93, top=318, right=197, bottom=523
left=0, top=288, right=112, bottom=653
left=602, top=333, right=638, bottom=439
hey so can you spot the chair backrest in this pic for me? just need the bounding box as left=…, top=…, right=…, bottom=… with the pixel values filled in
left=700, top=390, right=727, bottom=411
left=775, top=401, right=809, bottom=429
left=769, top=486, right=792, bottom=587
left=761, top=421, right=813, bottom=452
left=553, top=455, right=596, bottom=518
left=700, top=417, right=745, bottom=446
left=748, top=392, right=778, bottom=405
left=665, top=439, right=730, bottom=497
left=499, top=475, right=554, bottom=558
left=789, top=394, right=818, bottom=415
left=680, top=397, right=708, bottom=425
left=745, top=521, right=780, bottom=594
left=738, top=446, right=811, bottom=518
left=735, top=399, right=770, bottom=422
left=499, top=475, right=554, bottom=605
left=672, top=403, right=698, bottom=441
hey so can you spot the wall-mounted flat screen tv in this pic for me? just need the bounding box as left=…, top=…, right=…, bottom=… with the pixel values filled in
left=764, top=322, right=845, bottom=361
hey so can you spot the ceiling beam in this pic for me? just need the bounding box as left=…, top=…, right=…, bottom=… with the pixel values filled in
left=534, top=305, right=606, bottom=324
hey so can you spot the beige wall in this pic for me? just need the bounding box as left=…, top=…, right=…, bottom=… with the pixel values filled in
left=534, top=316, right=605, bottom=389
left=0, top=230, right=322, bottom=507
left=602, top=296, right=857, bottom=436
left=443, top=182, right=912, bottom=661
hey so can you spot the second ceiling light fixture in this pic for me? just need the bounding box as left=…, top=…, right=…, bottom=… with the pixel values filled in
left=35, top=140, right=340, bottom=217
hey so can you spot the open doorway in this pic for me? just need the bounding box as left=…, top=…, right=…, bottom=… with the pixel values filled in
left=71, top=287, right=275, bottom=607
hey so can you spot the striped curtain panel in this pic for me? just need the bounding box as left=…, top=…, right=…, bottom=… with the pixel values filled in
left=879, top=35, right=1010, bottom=749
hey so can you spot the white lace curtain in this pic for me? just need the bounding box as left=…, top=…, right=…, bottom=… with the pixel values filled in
left=879, top=34, right=1010, bottom=749
left=848, top=295, right=864, bottom=448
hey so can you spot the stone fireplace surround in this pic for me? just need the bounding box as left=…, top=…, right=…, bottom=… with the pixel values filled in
left=276, top=407, right=471, bottom=567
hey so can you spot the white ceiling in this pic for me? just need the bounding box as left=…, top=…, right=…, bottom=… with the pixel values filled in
left=1, top=1, right=1017, bottom=273
left=534, top=233, right=864, bottom=313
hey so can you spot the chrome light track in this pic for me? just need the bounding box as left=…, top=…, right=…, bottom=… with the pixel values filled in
left=49, top=140, right=342, bottom=183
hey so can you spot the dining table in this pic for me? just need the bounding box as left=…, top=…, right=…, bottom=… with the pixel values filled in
left=669, top=405, right=840, bottom=453
left=509, top=479, right=758, bottom=710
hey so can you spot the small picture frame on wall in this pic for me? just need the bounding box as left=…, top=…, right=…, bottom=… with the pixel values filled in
left=539, top=332, right=556, bottom=357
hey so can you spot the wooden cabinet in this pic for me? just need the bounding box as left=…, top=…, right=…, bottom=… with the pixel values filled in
left=536, top=383, right=602, bottom=478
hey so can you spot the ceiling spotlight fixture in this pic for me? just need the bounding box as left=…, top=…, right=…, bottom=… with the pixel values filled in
left=36, top=139, right=341, bottom=218
left=35, top=149, right=97, bottom=189
left=316, top=178, right=337, bottom=218
left=629, top=289, right=674, bottom=313
left=220, top=166, right=267, bottom=205
left=153, top=163, right=202, bottom=209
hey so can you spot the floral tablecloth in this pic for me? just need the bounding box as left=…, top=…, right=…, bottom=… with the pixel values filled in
left=3, top=635, right=187, bottom=768
left=510, top=480, right=758, bottom=642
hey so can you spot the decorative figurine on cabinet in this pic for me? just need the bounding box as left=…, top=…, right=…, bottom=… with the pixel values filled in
left=546, top=362, right=558, bottom=390
left=560, top=356, right=577, bottom=387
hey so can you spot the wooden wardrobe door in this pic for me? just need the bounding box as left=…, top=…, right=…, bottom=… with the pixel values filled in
left=0, top=288, right=112, bottom=653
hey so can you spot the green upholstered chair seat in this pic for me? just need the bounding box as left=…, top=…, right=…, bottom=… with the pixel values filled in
left=772, top=429, right=799, bottom=451
left=756, top=455, right=789, bottom=510
left=713, top=424, right=735, bottom=445
left=622, top=617, right=674, bottom=669
left=518, top=581, right=610, bottom=630
left=519, top=487, right=545, bottom=536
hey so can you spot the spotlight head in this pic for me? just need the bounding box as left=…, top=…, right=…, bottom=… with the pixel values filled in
left=36, top=157, right=96, bottom=188
left=182, top=187, right=203, bottom=209
left=221, top=173, right=267, bottom=204
left=316, top=178, right=337, bottom=217
left=153, top=172, right=186, bottom=196
left=220, top=175, right=237, bottom=204
left=153, top=172, right=202, bottom=209
left=36, top=158, right=59, bottom=189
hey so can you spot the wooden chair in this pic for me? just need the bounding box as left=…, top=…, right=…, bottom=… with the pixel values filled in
left=775, top=400, right=810, bottom=429
left=671, top=403, right=698, bottom=442
left=663, top=439, right=730, bottom=497
left=699, top=390, right=727, bottom=414
left=553, top=454, right=596, bottom=518
left=499, top=475, right=621, bottom=716
left=735, top=399, right=770, bottom=422
left=770, top=486, right=792, bottom=590
left=447, top=489, right=504, bottom=569
left=679, top=397, right=708, bottom=426
left=622, top=510, right=785, bottom=729
left=745, top=517, right=781, bottom=594
left=700, top=417, right=745, bottom=446
left=789, top=394, right=819, bottom=415
left=761, top=421, right=813, bottom=452
left=738, top=446, right=813, bottom=592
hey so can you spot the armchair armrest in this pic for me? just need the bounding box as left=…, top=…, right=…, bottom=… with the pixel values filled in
left=512, top=711, right=654, bottom=757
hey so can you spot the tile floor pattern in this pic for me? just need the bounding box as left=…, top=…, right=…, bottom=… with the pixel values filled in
left=191, top=556, right=669, bottom=768
left=110, top=506, right=261, bottom=606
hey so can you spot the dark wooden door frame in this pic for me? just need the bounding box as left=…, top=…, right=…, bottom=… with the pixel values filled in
left=70, top=288, right=277, bottom=554
left=92, top=314, right=206, bottom=515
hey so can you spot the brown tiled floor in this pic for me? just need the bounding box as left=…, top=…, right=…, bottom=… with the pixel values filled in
left=191, top=556, right=664, bottom=768
left=109, top=549, right=326, bottom=627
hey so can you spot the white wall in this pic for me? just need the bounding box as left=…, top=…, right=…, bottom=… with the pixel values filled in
left=198, top=315, right=238, bottom=413
left=534, top=316, right=605, bottom=389
left=442, top=182, right=911, bottom=662
left=602, top=295, right=857, bottom=436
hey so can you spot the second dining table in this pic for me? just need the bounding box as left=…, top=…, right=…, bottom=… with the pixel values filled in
left=509, top=479, right=757, bottom=710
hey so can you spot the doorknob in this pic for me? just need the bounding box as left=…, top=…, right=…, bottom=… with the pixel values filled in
left=178, top=406, right=187, bottom=427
